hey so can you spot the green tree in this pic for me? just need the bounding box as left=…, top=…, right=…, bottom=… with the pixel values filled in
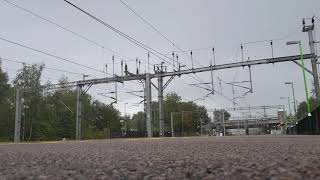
left=0, top=66, right=14, bottom=141
left=13, top=64, right=44, bottom=141
left=129, top=92, right=211, bottom=136
left=0, top=62, right=125, bottom=142
left=296, top=97, right=318, bottom=120
left=132, top=111, right=146, bottom=132
left=213, top=109, right=231, bottom=122
left=44, top=88, right=77, bottom=140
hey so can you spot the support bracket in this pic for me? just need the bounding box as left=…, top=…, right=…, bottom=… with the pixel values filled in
left=292, top=60, right=313, bottom=75
left=163, top=75, right=175, bottom=90
left=83, top=83, right=93, bottom=93
left=151, top=82, right=158, bottom=90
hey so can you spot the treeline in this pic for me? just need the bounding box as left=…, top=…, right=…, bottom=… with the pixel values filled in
left=0, top=63, right=213, bottom=141
left=127, top=93, right=211, bottom=136
left=0, top=64, right=122, bottom=141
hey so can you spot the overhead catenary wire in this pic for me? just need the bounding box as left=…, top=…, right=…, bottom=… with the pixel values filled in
left=3, top=0, right=304, bottom=109
left=0, top=56, right=86, bottom=76
left=2, top=67, right=62, bottom=82
left=62, top=0, right=202, bottom=89
left=118, top=0, right=222, bottom=99
left=229, top=29, right=301, bottom=105
left=241, top=35, right=298, bottom=45
left=64, top=0, right=243, bottom=106
left=1, top=0, right=135, bottom=62
left=165, top=46, right=215, bottom=54
left=118, top=0, right=207, bottom=68
left=64, top=0, right=219, bottom=102
left=3, top=0, right=149, bottom=82
left=64, top=0, right=176, bottom=65
left=0, top=36, right=104, bottom=74
left=118, top=0, right=218, bottom=94
left=1, top=1, right=212, bottom=106
left=119, top=0, right=176, bottom=47
left=65, top=0, right=196, bottom=71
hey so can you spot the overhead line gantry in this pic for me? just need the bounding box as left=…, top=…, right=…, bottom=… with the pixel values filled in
left=42, top=53, right=315, bottom=139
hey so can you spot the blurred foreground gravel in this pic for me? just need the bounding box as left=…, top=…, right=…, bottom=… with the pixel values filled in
left=0, top=136, right=320, bottom=180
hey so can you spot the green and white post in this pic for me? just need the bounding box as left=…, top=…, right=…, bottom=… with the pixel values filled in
left=298, top=41, right=312, bottom=117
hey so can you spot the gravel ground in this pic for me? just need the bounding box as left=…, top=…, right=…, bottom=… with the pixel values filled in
left=0, top=135, right=320, bottom=180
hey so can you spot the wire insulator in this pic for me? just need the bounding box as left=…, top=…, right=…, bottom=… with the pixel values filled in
left=270, top=40, right=274, bottom=58
left=241, top=44, right=244, bottom=62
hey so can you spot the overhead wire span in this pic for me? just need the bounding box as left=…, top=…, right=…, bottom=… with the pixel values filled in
left=64, top=0, right=175, bottom=65
left=1, top=0, right=134, bottom=62
left=65, top=0, right=219, bottom=102
left=118, top=0, right=220, bottom=99
left=2, top=67, right=62, bottom=82
left=64, top=0, right=241, bottom=106
left=241, top=29, right=300, bottom=46
left=0, top=36, right=104, bottom=73
left=0, top=57, right=86, bottom=76
left=3, top=0, right=152, bottom=85
left=64, top=0, right=193, bottom=71
left=118, top=0, right=208, bottom=68
left=119, top=0, right=176, bottom=47
left=165, top=46, right=215, bottom=54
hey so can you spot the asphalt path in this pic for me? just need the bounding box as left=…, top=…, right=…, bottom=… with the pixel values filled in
left=0, top=135, right=320, bottom=179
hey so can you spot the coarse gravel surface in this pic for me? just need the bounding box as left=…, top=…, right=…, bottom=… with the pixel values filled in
left=0, top=135, right=320, bottom=180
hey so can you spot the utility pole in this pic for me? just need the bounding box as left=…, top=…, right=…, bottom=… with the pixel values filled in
left=76, top=85, right=82, bottom=140
left=148, top=53, right=150, bottom=73
left=112, top=55, right=118, bottom=104
left=292, top=84, right=297, bottom=116
left=124, top=102, right=128, bottom=116
left=288, top=97, right=292, bottom=116
left=200, top=118, right=203, bottom=136
left=14, top=88, right=21, bottom=143
left=155, top=62, right=166, bottom=137
left=210, top=48, right=215, bottom=94
left=303, top=18, right=320, bottom=102
left=171, top=112, right=174, bottom=137
left=222, top=110, right=226, bottom=136
left=181, top=113, right=184, bottom=135
left=145, top=73, right=152, bottom=137
left=281, top=97, right=292, bottom=117
left=263, top=106, right=267, bottom=118
left=158, top=75, right=164, bottom=136
left=285, top=82, right=297, bottom=117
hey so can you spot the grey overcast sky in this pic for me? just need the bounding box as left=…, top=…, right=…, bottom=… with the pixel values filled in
left=0, top=0, right=319, bottom=117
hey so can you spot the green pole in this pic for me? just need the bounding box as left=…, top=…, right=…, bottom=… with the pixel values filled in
left=299, top=41, right=311, bottom=116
